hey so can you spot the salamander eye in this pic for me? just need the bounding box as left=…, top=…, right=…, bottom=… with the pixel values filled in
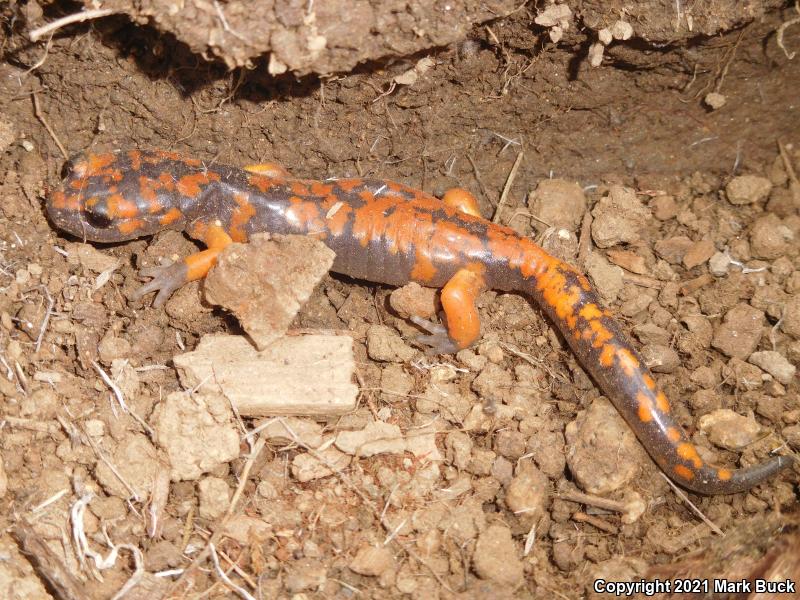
left=83, top=209, right=113, bottom=229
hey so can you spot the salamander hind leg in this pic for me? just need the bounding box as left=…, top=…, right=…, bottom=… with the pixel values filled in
left=133, top=223, right=233, bottom=307
left=414, top=265, right=486, bottom=354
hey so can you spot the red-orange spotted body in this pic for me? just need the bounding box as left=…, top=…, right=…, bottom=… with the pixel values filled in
left=47, top=149, right=793, bottom=494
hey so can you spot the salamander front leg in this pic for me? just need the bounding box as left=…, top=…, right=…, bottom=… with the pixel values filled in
left=442, top=188, right=482, bottom=218
left=413, top=266, right=486, bottom=355
left=132, top=223, right=233, bottom=307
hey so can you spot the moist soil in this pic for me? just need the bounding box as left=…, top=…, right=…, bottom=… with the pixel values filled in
left=0, top=1, right=799, bottom=598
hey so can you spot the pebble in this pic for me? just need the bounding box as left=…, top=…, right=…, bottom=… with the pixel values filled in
left=152, top=392, right=240, bottom=481
left=380, top=364, right=414, bottom=401
left=473, top=524, right=524, bottom=586
left=95, top=433, right=167, bottom=498
left=654, top=235, right=692, bottom=265
left=725, top=175, right=772, bottom=205
left=366, top=325, right=417, bottom=362
left=389, top=282, right=437, bottom=319
left=640, top=344, right=680, bottom=373
left=708, top=251, right=731, bottom=276
left=698, top=409, right=762, bottom=451
left=749, top=214, right=793, bottom=260
left=683, top=239, right=715, bottom=269
left=285, top=559, right=328, bottom=592
left=565, top=398, right=641, bottom=494
left=528, top=178, right=587, bottom=231
left=651, top=195, right=677, bottom=220
left=198, top=476, right=231, bottom=520
left=504, top=463, right=549, bottom=527
left=97, top=335, right=132, bottom=364
left=349, top=545, right=395, bottom=577
left=781, top=295, right=800, bottom=339
left=291, top=446, right=351, bottom=482
left=591, top=185, right=650, bottom=248
left=783, top=425, right=800, bottom=450
left=585, top=251, right=624, bottom=303
left=606, top=249, right=648, bottom=275
left=748, top=351, right=796, bottom=384
left=711, top=303, right=765, bottom=359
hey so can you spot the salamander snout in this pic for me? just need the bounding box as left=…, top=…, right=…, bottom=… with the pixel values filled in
left=47, top=151, right=186, bottom=243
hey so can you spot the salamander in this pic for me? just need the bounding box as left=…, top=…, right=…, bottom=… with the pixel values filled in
left=46, top=149, right=793, bottom=494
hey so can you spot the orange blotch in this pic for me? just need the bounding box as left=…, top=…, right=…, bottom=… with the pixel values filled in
left=286, top=197, right=325, bottom=235
left=105, top=194, right=139, bottom=219
left=642, top=374, right=656, bottom=391
left=717, top=469, right=732, bottom=481
left=324, top=200, right=352, bottom=236
left=159, top=207, right=182, bottom=225
left=87, top=153, right=116, bottom=175
left=158, top=172, right=176, bottom=191
left=656, top=391, right=670, bottom=413
left=599, top=344, right=616, bottom=367
left=335, top=179, right=361, bottom=192
left=616, top=347, right=640, bottom=377
left=674, top=464, right=695, bottom=480
left=51, top=191, right=67, bottom=210
left=117, top=219, right=144, bottom=235
left=177, top=172, right=219, bottom=198
left=410, top=248, right=437, bottom=283
left=676, top=443, right=703, bottom=469
left=128, top=150, right=142, bottom=171
left=666, top=427, right=682, bottom=443
left=636, top=391, right=654, bottom=422
left=70, top=179, right=86, bottom=190
left=290, top=181, right=310, bottom=196
left=311, top=181, right=333, bottom=196
left=247, top=172, right=274, bottom=194
left=588, top=319, right=613, bottom=348
left=579, top=303, right=603, bottom=320
left=229, top=193, right=256, bottom=242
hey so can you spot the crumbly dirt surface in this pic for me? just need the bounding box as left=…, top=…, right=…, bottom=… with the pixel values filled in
left=1, top=1, right=800, bottom=598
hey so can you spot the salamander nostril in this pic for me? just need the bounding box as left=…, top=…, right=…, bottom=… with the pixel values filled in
left=83, top=209, right=113, bottom=229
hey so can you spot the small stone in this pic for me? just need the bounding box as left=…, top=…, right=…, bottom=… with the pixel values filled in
left=97, top=335, right=132, bottom=365
left=704, top=92, right=726, bottom=110
left=654, top=236, right=693, bottom=265
left=380, top=364, right=414, bottom=401
left=493, top=429, right=527, bottom=460
left=683, top=239, right=715, bottom=269
left=783, top=425, right=800, bottom=451
left=585, top=251, right=624, bottom=304
left=335, top=420, right=406, bottom=457
left=698, top=409, right=762, bottom=451
left=285, top=559, right=327, bottom=593
left=708, top=251, right=731, bottom=276
left=588, top=42, right=604, bottom=67
left=389, top=282, right=437, bottom=319
left=711, top=304, right=765, bottom=359
left=349, top=545, right=394, bottom=577
left=598, top=28, right=612, bottom=45
left=565, top=397, right=642, bottom=494
left=291, top=446, right=351, bottom=482
left=651, top=195, right=677, bottom=221
left=748, top=351, right=796, bottom=384
left=473, top=524, right=523, bottom=585
left=606, top=249, right=648, bottom=275
left=591, top=186, right=649, bottom=248
left=640, top=344, right=680, bottom=373
left=749, top=214, right=793, bottom=260
left=366, top=325, right=417, bottom=362
left=725, top=175, right=772, bottom=205
left=198, top=477, right=231, bottom=520
left=783, top=295, right=800, bottom=338
left=528, top=179, right=587, bottom=231
left=504, top=464, right=549, bottom=526
left=611, top=20, right=633, bottom=40
left=534, top=3, right=572, bottom=27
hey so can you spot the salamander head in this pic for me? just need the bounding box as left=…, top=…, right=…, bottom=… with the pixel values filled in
left=47, top=151, right=186, bottom=243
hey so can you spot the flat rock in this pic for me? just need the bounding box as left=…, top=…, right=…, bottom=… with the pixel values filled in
left=748, top=351, right=796, bottom=385
left=204, top=234, right=334, bottom=350
left=291, top=446, right=351, bottom=482
left=590, top=185, right=650, bottom=248
left=389, top=282, right=437, bottom=319
left=174, top=333, right=357, bottom=416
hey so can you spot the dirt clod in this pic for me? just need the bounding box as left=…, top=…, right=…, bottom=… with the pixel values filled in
left=725, top=174, right=773, bottom=205
left=473, top=524, right=524, bottom=586
left=528, top=178, right=587, bottom=230
left=748, top=350, right=796, bottom=384
left=711, top=303, right=765, bottom=359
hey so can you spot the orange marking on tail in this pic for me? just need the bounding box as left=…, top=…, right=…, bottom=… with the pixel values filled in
left=177, top=172, right=219, bottom=198
left=159, top=207, right=182, bottom=225
left=656, top=391, right=670, bottom=413
left=117, top=219, right=145, bottom=235
left=674, top=464, right=695, bottom=480
left=636, top=391, right=654, bottom=422
left=666, top=427, right=681, bottom=442
left=676, top=443, right=703, bottom=469
left=106, top=194, right=139, bottom=219
left=717, top=469, right=732, bottom=481
left=616, top=347, right=640, bottom=377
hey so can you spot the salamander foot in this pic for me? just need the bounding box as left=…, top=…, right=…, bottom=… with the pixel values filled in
left=410, top=316, right=460, bottom=355
left=131, top=260, right=189, bottom=308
